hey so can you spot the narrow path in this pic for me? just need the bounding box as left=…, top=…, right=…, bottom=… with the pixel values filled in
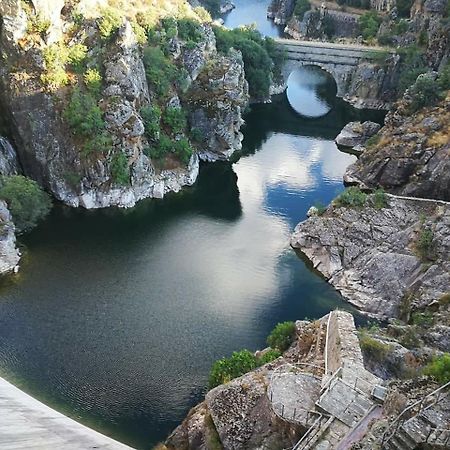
left=0, top=376, right=134, bottom=449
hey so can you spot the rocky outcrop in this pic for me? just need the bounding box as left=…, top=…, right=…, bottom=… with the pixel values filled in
left=291, top=195, right=450, bottom=318
left=346, top=94, right=450, bottom=201
left=0, top=200, right=20, bottom=275
left=0, top=137, right=20, bottom=175
left=267, top=0, right=296, bottom=25
left=335, top=121, right=381, bottom=151
left=187, top=49, right=248, bottom=161
left=0, top=3, right=248, bottom=208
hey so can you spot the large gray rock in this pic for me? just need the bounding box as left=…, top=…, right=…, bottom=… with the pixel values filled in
left=267, top=0, right=296, bottom=25
left=335, top=121, right=381, bottom=150
left=291, top=195, right=450, bottom=318
left=0, top=137, right=20, bottom=175
left=0, top=200, right=20, bottom=275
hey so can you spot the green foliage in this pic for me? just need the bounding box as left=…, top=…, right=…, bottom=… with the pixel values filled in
left=394, top=19, right=409, bottom=34
left=143, top=47, right=180, bottom=97
left=358, top=11, right=382, bottom=40
left=411, top=311, right=434, bottom=327
left=335, top=187, right=367, bottom=207
left=64, top=89, right=104, bottom=136
left=141, top=105, right=162, bottom=140
left=397, top=46, right=427, bottom=94
left=174, top=138, right=193, bottom=164
left=294, top=0, right=311, bottom=20
left=98, top=7, right=122, bottom=39
left=424, top=354, right=450, bottom=384
left=407, top=74, right=444, bottom=113
left=82, top=132, right=112, bottom=155
left=257, top=349, right=282, bottom=365
left=110, top=152, right=130, bottom=185
left=190, top=127, right=204, bottom=142
left=208, top=349, right=257, bottom=388
left=377, top=33, right=394, bottom=46
left=194, top=6, right=212, bottom=22
left=267, top=321, right=296, bottom=352
left=131, top=20, right=148, bottom=45
left=399, top=327, right=421, bottom=349
left=177, top=19, right=203, bottom=44
left=83, top=68, right=102, bottom=97
left=27, top=13, right=51, bottom=35
left=145, top=133, right=173, bottom=160
left=372, top=188, right=388, bottom=209
left=162, top=107, right=187, bottom=135
left=366, top=134, right=381, bottom=147
left=40, top=43, right=69, bottom=90
left=0, top=175, right=52, bottom=233
left=213, top=26, right=277, bottom=99
left=314, top=201, right=327, bottom=215
left=67, top=44, right=88, bottom=71
left=359, top=331, right=390, bottom=362
left=415, top=227, right=434, bottom=260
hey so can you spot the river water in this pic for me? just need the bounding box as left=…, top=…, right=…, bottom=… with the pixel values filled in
left=0, top=3, right=384, bottom=449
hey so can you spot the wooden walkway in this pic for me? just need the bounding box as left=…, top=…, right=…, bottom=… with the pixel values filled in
left=0, top=376, right=134, bottom=449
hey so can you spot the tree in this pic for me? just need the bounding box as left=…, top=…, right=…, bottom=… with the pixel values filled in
left=0, top=176, right=52, bottom=233
left=267, top=321, right=296, bottom=351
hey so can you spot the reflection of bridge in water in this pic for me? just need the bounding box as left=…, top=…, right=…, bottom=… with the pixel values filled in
left=274, top=39, right=391, bottom=98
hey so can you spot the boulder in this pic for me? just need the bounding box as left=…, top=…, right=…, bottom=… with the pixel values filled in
left=0, top=200, right=20, bottom=275
left=335, top=121, right=381, bottom=150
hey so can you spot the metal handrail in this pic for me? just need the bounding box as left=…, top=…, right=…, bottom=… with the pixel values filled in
left=292, top=416, right=323, bottom=450
left=381, top=380, right=450, bottom=445
left=324, top=311, right=333, bottom=376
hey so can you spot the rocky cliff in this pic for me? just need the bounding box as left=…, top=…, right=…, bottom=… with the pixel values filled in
left=0, top=200, right=20, bottom=275
left=345, top=90, right=450, bottom=200
left=0, top=0, right=248, bottom=208
left=291, top=194, right=450, bottom=319
left=267, top=0, right=296, bottom=25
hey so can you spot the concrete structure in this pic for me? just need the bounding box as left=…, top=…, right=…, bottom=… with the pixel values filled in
left=0, top=376, right=134, bottom=449
left=275, top=38, right=388, bottom=98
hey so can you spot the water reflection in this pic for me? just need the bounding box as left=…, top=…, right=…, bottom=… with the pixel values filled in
left=221, top=0, right=283, bottom=37
left=287, top=66, right=337, bottom=118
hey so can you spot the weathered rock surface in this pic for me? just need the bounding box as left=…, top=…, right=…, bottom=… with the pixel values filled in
left=0, top=137, right=20, bottom=175
left=346, top=93, right=450, bottom=201
left=0, top=200, right=20, bottom=275
left=291, top=195, right=450, bottom=318
left=267, top=0, right=296, bottom=25
left=335, top=121, right=380, bottom=150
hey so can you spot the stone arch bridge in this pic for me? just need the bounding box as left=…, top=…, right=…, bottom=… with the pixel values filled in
left=274, top=38, right=389, bottom=98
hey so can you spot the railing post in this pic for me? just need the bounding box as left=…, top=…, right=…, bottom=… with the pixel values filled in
left=425, top=427, right=433, bottom=443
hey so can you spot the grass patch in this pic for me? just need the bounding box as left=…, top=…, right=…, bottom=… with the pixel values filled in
left=424, top=353, right=450, bottom=384
left=359, top=331, right=391, bottom=362
left=335, top=187, right=367, bottom=208
left=267, top=321, right=296, bottom=352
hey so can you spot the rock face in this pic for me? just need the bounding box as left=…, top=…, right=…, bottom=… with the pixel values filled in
left=346, top=94, right=450, bottom=201
left=0, top=200, right=20, bottom=275
left=187, top=49, right=249, bottom=162
left=0, top=3, right=248, bottom=209
left=267, top=0, right=296, bottom=25
left=0, top=137, right=20, bottom=175
left=291, top=195, right=450, bottom=319
left=335, top=121, right=381, bottom=150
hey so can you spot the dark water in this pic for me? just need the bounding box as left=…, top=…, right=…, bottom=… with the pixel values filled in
left=287, top=66, right=338, bottom=118
left=222, top=0, right=283, bottom=37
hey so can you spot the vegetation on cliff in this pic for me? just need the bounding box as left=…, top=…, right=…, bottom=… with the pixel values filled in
left=0, top=176, right=52, bottom=233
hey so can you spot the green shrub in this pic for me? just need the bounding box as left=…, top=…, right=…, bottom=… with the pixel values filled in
left=359, top=331, right=390, bottom=362
left=83, top=68, right=102, bottom=97
left=177, top=19, right=203, bottom=44
left=394, top=19, right=409, bottom=34
left=396, top=0, right=414, bottom=17
left=40, top=43, right=69, bottom=90
left=377, top=33, right=394, bottom=46
left=257, top=349, right=282, bottom=365
left=194, top=6, right=212, bottom=23
left=438, top=62, right=450, bottom=91
left=98, top=7, right=122, bottom=39
left=294, top=0, right=311, bottom=20
left=141, top=105, right=162, bottom=140
left=64, top=89, right=105, bottom=136
left=67, top=44, right=87, bottom=71
left=208, top=349, right=257, bottom=388
left=407, top=74, right=444, bottom=113
left=372, top=188, right=388, bottom=209
left=0, top=175, right=52, bottom=233
left=415, top=227, right=434, bottom=260
left=399, top=326, right=421, bottom=349
left=110, top=152, right=130, bottom=185
left=28, top=13, right=51, bottom=35
left=174, top=138, right=193, bottom=164
left=358, top=11, right=382, bottom=40
left=82, top=132, right=112, bottom=155
left=267, top=321, right=296, bottom=352
left=411, top=311, right=434, bottom=327
left=424, top=354, right=450, bottom=383
left=366, top=134, right=380, bottom=147
left=146, top=133, right=173, bottom=160
left=162, top=107, right=186, bottom=135
left=335, top=187, right=367, bottom=207
left=397, top=46, right=427, bottom=95
left=190, top=127, right=204, bottom=142
left=143, top=47, right=179, bottom=97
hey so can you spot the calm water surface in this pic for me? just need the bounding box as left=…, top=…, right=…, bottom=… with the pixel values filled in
left=0, top=5, right=384, bottom=449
